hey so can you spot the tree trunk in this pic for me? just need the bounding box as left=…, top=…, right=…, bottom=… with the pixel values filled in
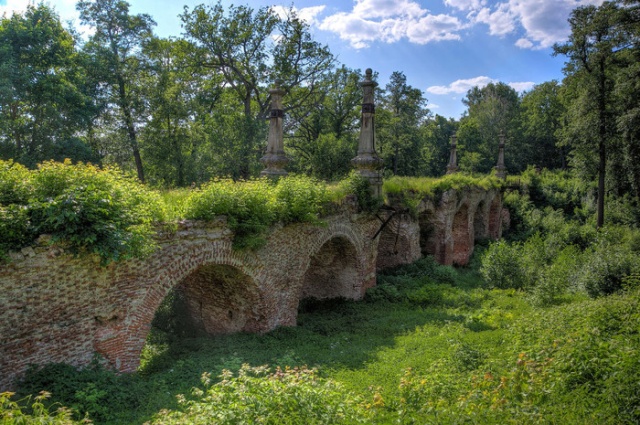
left=596, top=57, right=607, bottom=229
left=118, top=76, right=145, bottom=183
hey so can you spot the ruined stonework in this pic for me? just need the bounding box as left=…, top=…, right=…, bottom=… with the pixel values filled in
left=0, top=188, right=502, bottom=389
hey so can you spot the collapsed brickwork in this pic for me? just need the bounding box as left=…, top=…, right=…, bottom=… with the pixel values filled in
left=0, top=188, right=502, bottom=389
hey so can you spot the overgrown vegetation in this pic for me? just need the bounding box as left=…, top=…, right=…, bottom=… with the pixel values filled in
left=2, top=159, right=493, bottom=259
left=383, top=173, right=502, bottom=216
left=483, top=167, right=640, bottom=304
left=4, top=168, right=639, bottom=423
left=0, top=159, right=166, bottom=263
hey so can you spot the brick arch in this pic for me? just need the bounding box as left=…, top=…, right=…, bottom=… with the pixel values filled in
left=96, top=239, right=267, bottom=373
left=452, top=203, right=472, bottom=266
left=375, top=213, right=421, bottom=271
left=298, top=223, right=367, bottom=302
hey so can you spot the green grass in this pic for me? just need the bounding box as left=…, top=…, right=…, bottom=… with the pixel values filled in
left=10, top=255, right=639, bottom=424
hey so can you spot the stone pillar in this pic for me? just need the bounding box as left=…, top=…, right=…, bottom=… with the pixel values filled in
left=352, top=68, right=383, bottom=197
left=260, top=81, right=289, bottom=178
left=495, top=132, right=506, bottom=179
left=446, top=133, right=459, bottom=174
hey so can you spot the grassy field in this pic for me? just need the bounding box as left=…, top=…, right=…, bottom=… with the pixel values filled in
left=9, top=253, right=639, bottom=424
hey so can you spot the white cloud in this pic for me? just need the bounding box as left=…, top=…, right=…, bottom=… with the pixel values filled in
left=470, top=0, right=607, bottom=49
left=515, top=37, right=534, bottom=49
left=406, top=14, right=462, bottom=43
left=427, top=76, right=535, bottom=95
left=444, top=0, right=487, bottom=11
left=271, top=5, right=326, bottom=26
left=509, top=81, right=535, bottom=92
left=352, top=0, right=426, bottom=19
left=427, top=76, right=495, bottom=95
left=318, top=0, right=463, bottom=48
left=427, top=103, right=440, bottom=109
left=475, top=3, right=516, bottom=36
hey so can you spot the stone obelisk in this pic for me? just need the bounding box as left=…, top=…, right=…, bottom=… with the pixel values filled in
left=351, top=68, right=383, bottom=197
left=446, top=133, right=459, bottom=174
left=260, top=81, right=289, bottom=178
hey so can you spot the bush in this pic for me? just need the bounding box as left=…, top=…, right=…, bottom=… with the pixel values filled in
left=147, top=365, right=369, bottom=424
left=0, top=160, right=167, bottom=263
left=480, top=240, right=527, bottom=290
left=576, top=243, right=640, bottom=298
left=184, top=175, right=333, bottom=249
left=530, top=245, right=581, bottom=306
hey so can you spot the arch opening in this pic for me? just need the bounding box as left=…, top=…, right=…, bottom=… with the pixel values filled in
left=473, top=201, right=487, bottom=241
left=418, top=209, right=437, bottom=256
left=300, top=236, right=359, bottom=302
left=452, top=204, right=472, bottom=266
left=375, top=215, right=415, bottom=271
left=148, top=264, right=261, bottom=344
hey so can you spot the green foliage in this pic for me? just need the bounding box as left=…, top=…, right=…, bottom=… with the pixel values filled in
left=147, top=365, right=369, bottom=424
left=480, top=240, right=527, bottom=290
left=383, top=173, right=502, bottom=216
left=334, top=171, right=382, bottom=212
left=0, top=159, right=166, bottom=263
left=16, top=359, right=144, bottom=423
left=0, top=391, right=86, bottom=424
left=576, top=242, right=640, bottom=297
left=0, top=4, right=96, bottom=167
left=184, top=175, right=333, bottom=249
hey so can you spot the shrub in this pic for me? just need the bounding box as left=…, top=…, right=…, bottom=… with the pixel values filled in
left=147, top=365, right=369, bottom=424
left=184, top=175, right=333, bottom=249
left=337, top=171, right=382, bottom=212
left=530, top=244, right=581, bottom=306
left=0, top=160, right=167, bottom=263
left=576, top=244, right=640, bottom=298
left=480, top=240, right=527, bottom=290
left=272, top=175, right=330, bottom=224
left=0, top=159, right=32, bottom=204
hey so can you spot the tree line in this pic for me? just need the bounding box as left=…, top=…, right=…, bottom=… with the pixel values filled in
left=0, top=1, right=638, bottom=219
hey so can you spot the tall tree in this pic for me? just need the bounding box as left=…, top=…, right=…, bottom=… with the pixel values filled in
left=139, top=37, right=217, bottom=186
left=377, top=71, right=429, bottom=175
left=77, top=0, right=155, bottom=182
left=286, top=66, right=361, bottom=180
left=422, top=114, right=458, bottom=176
left=612, top=0, right=640, bottom=199
left=459, top=82, right=521, bottom=173
left=0, top=5, right=94, bottom=165
left=520, top=81, right=566, bottom=169
left=181, top=2, right=334, bottom=178
left=554, top=1, right=628, bottom=227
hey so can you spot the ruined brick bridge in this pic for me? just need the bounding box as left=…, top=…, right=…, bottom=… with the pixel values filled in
left=0, top=186, right=503, bottom=389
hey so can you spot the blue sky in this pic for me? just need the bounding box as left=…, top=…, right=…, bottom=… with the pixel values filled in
left=2, top=0, right=605, bottom=118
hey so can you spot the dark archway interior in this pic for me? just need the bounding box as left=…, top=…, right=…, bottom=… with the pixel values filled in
left=473, top=201, right=487, bottom=241
left=150, top=264, right=259, bottom=342
left=418, top=210, right=436, bottom=256
left=300, top=237, right=359, bottom=302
